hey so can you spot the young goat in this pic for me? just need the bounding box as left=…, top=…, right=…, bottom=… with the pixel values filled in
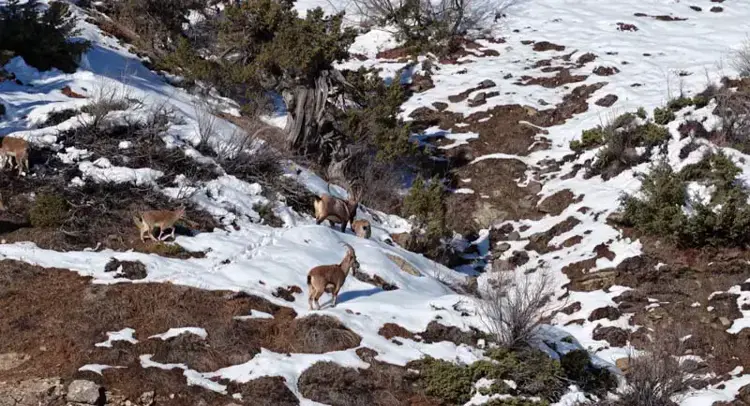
left=351, top=219, right=371, bottom=239
left=313, top=184, right=359, bottom=232
left=307, top=243, right=360, bottom=310
left=0, top=137, right=30, bottom=175
left=133, top=206, right=186, bottom=242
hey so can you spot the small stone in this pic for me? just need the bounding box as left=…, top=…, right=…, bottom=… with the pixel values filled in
left=139, top=391, right=155, bottom=406
left=478, top=79, right=496, bottom=88
left=496, top=242, right=511, bottom=252
left=588, top=306, right=622, bottom=321
left=66, top=380, right=101, bottom=404
left=468, top=92, right=487, bottom=107
left=720, top=317, right=731, bottom=327
left=507, top=231, right=521, bottom=241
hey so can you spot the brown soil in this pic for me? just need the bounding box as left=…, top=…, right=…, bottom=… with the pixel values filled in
left=537, top=190, right=577, bottom=216
left=595, top=94, right=619, bottom=107
left=517, top=69, right=587, bottom=88
left=298, top=361, right=435, bottom=406
left=532, top=41, right=566, bottom=52
left=446, top=158, right=543, bottom=231
left=593, top=66, right=620, bottom=76
left=0, top=261, right=363, bottom=403
left=617, top=23, right=639, bottom=31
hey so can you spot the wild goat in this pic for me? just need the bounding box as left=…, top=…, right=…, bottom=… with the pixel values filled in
left=351, top=219, right=371, bottom=239
left=133, top=206, right=186, bottom=242
left=314, top=183, right=361, bottom=232
left=0, top=137, right=30, bottom=175
left=307, top=242, right=360, bottom=310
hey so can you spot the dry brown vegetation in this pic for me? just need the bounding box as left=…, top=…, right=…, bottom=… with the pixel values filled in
left=0, top=260, right=363, bottom=403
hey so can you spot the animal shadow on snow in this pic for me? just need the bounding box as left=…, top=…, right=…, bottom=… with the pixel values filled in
left=322, top=287, right=383, bottom=308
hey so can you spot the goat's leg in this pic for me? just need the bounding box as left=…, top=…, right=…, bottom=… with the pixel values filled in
left=170, top=227, right=176, bottom=241
left=340, top=221, right=347, bottom=233
left=332, top=286, right=341, bottom=307
left=316, top=218, right=324, bottom=225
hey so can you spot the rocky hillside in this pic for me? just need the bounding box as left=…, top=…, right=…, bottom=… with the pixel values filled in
left=3, top=0, right=750, bottom=405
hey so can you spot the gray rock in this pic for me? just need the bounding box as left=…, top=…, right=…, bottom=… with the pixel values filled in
left=496, top=242, right=511, bottom=252
left=478, top=79, right=496, bottom=88
left=468, top=92, right=487, bottom=107
left=0, top=352, right=29, bottom=371
left=507, top=231, right=521, bottom=241
left=139, top=391, right=156, bottom=406
left=66, top=380, right=101, bottom=404
left=0, top=378, right=63, bottom=406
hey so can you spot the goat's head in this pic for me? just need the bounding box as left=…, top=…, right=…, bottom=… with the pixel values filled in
left=340, top=242, right=360, bottom=275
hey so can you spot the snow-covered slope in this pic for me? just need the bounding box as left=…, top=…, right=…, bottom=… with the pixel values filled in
left=0, top=2, right=487, bottom=403
left=5, top=0, right=750, bottom=404
left=334, top=0, right=750, bottom=404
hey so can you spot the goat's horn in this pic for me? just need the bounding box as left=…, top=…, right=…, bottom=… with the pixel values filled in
left=339, top=242, right=355, bottom=255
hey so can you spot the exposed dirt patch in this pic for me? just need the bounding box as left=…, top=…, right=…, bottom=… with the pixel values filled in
left=517, top=69, right=587, bottom=88
left=524, top=217, right=581, bottom=254
left=447, top=159, right=543, bottom=231
left=225, top=377, right=299, bottom=406
left=576, top=53, right=597, bottom=66
left=375, top=46, right=413, bottom=61
left=532, top=41, right=566, bottom=52
left=298, top=361, right=431, bottom=406
left=617, top=22, right=639, bottom=31
left=595, top=94, right=619, bottom=107
left=537, top=190, right=576, bottom=216
left=591, top=232, right=750, bottom=377
left=379, top=323, right=415, bottom=340
left=634, top=13, right=688, bottom=21
left=593, top=66, right=620, bottom=76
left=354, top=271, right=398, bottom=291
left=104, top=258, right=147, bottom=280
left=0, top=260, right=363, bottom=402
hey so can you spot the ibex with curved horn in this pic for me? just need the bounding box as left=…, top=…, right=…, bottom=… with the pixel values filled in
left=313, top=177, right=363, bottom=233
left=307, top=242, right=360, bottom=310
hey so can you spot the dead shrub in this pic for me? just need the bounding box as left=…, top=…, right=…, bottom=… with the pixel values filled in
left=731, top=38, right=750, bottom=78
left=477, top=267, right=556, bottom=348
left=713, top=89, right=750, bottom=152
left=225, top=377, right=299, bottom=406
left=298, top=361, right=415, bottom=406
left=79, top=82, right=137, bottom=131
left=608, top=331, right=697, bottom=406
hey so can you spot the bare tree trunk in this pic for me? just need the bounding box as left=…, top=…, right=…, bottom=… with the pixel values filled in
left=282, top=69, right=356, bottom=168
left=283, top=71, right=334, bottom=153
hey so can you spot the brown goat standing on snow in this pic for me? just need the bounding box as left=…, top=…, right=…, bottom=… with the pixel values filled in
left=313, top=184, right=360, bottom=232
left=351, top=219, right=371, bottom=239
left=307, top=243, right=360, bottom=310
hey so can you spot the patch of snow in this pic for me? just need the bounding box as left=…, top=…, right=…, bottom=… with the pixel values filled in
left=149, top=327, right=208, bottom=341
left=78, top=364, right=125, bottom=375
left=95, top=328, right=138, bottom=348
